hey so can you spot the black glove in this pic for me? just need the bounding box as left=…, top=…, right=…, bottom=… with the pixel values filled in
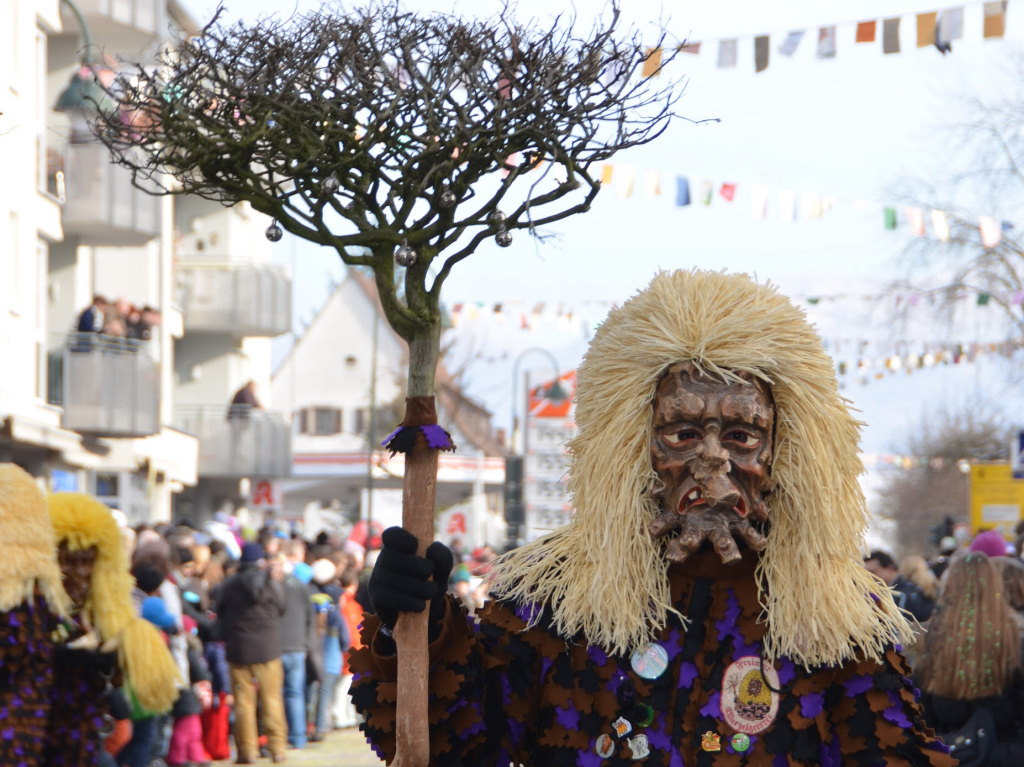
left=369, top=527, right=454, bottom=637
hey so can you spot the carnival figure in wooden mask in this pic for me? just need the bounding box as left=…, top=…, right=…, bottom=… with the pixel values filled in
left=351, top=270, right=955, bottom=767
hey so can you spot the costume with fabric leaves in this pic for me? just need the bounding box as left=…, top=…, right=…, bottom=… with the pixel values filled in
left=47, top=492, right=182, bottom=765
left=0, top=464, right=72, bottom=767
left=350, top=271, right=956, bottom=766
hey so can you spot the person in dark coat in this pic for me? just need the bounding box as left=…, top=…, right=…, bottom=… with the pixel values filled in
left=864, top=549, right=935, bottom=622
left=214, top=542, right=286, bottom=763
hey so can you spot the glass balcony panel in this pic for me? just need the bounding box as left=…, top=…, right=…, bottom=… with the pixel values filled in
left=63, top=143, right=161, bottom=246
left=56, top=333, right=160, bottom=437
left=176, top=259, right=292, bottom=337
left=174, top=405, right=292, bottom=478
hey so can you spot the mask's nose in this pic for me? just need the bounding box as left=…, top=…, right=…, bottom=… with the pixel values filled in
left=694, top=434, right=739, bottom=510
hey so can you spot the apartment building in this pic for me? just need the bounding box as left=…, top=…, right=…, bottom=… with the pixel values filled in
left=0, top=0, right=290, bottom=522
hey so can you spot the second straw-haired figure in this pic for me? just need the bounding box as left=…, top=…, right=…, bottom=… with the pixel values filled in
left=352, top=269, right=955, bottom=766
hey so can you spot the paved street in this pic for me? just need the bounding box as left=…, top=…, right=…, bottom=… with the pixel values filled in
left=215, top=727, right=385, bottom=767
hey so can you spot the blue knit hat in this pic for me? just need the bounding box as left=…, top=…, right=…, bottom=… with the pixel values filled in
left=239, top=541, right=264, bottom=564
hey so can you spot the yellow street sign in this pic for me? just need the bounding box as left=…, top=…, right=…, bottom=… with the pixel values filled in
left=970, top=463, right=1024, bottom=538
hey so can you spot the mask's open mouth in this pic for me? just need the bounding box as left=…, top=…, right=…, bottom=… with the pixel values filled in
left=679, top=488, right=746, bottom=517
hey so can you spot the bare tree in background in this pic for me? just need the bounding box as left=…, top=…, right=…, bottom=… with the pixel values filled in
left=90, top=3, right=688, bottom=763
left=874, top=404, right=1012, bottom=557
left=891, top=60, right=1024, bottom=337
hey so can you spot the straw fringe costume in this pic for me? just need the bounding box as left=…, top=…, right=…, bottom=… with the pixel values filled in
left=350, top=270, right=955, bottom=766
left=47, top=492, right=182, bottom=766
left=0, top=464, right=72, bottom=767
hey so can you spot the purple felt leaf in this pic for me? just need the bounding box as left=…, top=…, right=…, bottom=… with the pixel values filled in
left=421, top=424, right=455, bottom=450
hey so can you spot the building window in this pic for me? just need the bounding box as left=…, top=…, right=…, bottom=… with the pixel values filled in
left=298, top=407, right=341, bottom=436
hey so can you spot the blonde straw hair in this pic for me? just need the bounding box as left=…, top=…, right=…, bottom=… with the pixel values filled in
left=0, top=464, right=71, bottom=616
left=49, top=492, right=182, bottom=713
left=900, top=554, right=940, bottom=602
left=489, top=269, right=914, bottom=667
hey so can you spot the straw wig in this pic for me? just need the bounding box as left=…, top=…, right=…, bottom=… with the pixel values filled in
left=0, top=464, right=71, bottom=616
left=49, top=492, right=182, bottom=713
left=490, top=269, right=914, bottom=667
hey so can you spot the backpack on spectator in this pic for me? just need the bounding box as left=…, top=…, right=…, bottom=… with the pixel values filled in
left=940, top=704, right=996, bottom=767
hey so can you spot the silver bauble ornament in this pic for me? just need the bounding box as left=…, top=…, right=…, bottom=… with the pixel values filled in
left=495, top=228, right=512, bottom=248
left=395, top=241, right=417, bottom=266
left=487, top=209, right=506, bottom=227
left=439, top=187, right=456, bottom=208
left=322, top=172, right=340, bottom=196
left=265, top=222, right=283, bottom=242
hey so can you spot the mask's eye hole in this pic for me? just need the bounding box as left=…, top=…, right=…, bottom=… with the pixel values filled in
left=723, top=430, right=761, bottom=449
left=663, top=428, right=701, bottom=447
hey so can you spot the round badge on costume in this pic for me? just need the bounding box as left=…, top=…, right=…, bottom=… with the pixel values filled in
left=719, top=656, right=779, bottom=735
left=630, top=643, right=669, bottom=680
left=731, top=733, right=751, bottom=753
left=595, top=733, right=616, bottom=758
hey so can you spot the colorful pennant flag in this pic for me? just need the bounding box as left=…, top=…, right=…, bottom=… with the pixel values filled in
left=817, top=27, right=837, bottom=58
left=680, top=42, right=701, bottom=54
left=931, top=209, right=950, bottom=241
left=700, top=180, right=713, bottom=205
left=885, top=207, right=898, bottom=229
left=856, top=21, right=877, bottom=43
left=718, top=39, right=738, bottom=68
left=937, top=8, right=964, bottom=53
left=720, top=182, right=737, bottom=202
left=601, top=164, right=614, bottom=185
left=642, top=47, right=663, bottom=78
left=675, top=176, right=691, bottom=206
left=979, top=215, right=1001, bottom=247
left=906, top=207, right=926, bottom=236
left=917, top=12, right=938, bottom=48
left=779, top=31, right=804, bottom=56
left=883, top=18, right=901, bottom=54
left=984, top=1, right=1008, bottom=38
left=755, top=36, right=770, bottom=72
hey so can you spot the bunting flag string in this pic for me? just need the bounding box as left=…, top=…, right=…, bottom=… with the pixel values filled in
left=642, top=2, right=1008, bottom=75
left=591, top=160, right=1016, bottom=247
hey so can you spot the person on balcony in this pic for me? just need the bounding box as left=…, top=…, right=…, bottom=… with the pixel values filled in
left=77, top=294, right=108, bottom=333
left=228, top=380, right=263, bottom=421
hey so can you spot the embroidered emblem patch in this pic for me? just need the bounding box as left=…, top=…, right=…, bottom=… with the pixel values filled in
left=612, top=717, right=632, bottom=738
left=595, top=733, right=615, bottom=758
left=701, top=731, right=721, bottom=752
left=719, top=656, right=780, bottom=735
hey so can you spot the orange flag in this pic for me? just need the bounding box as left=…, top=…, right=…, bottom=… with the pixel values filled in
left=856, top=21, right=877, bottom=43
left=642, top=47, right=663, bottom=78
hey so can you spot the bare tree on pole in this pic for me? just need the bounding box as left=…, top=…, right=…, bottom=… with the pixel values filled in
left=93, top=3, right=687, bottom=763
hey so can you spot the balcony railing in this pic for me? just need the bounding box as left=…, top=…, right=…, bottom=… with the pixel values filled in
left=173, top=405, right=292, bottom=478
left=72, top=0, right=161, bottom=38
left=62, top=142, right=161, bottom=246
left=176, top=258, right=292, bottom=337
left=49, top=333, right=160, bottom=438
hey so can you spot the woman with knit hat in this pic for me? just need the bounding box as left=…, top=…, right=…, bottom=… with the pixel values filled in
left=46, top=491, right=181, bottom=767
left=352, top=270, right=955, bottom=766
left=0, top=464, right=72, bottom=767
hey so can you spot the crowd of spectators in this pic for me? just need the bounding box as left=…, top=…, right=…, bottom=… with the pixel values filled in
left=100, top=514, right=500, bottom=765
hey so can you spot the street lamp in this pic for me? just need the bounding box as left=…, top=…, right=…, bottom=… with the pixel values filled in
left=54, top=0, right=115, bottom=118
left=505, top=347, right=568, bottom=550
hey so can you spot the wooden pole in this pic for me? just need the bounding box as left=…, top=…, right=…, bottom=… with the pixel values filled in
left=391, top=396, right=439, bottom=767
